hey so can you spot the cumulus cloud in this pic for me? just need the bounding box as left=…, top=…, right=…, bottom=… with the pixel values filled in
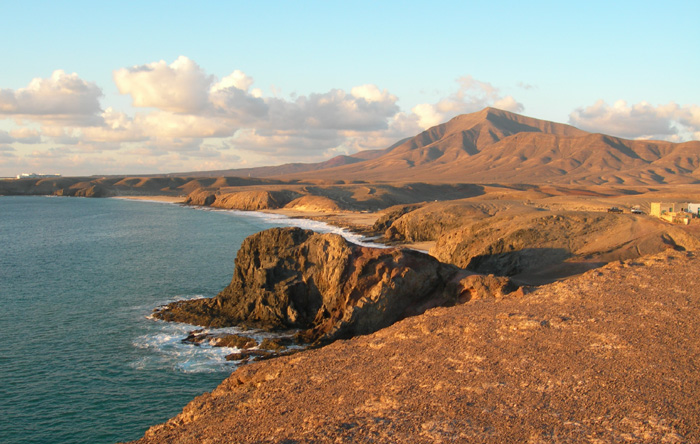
left=1, top=58, right=535, bottom=176
left=0, top=70, right=103, bottom=125
left=114, top=56, right=213, bottom=113
left=264, top=87, right=399, bottom=132
left=211, top=70, right=254, bottom=93
left=569, top=100, right=700, bottom=141
left=410, top=76, right=524, bottom=129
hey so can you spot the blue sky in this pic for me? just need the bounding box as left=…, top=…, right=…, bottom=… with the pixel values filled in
left=1, top=0, right=698, bottom=176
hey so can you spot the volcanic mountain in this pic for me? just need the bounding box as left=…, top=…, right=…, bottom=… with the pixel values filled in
left=199, top=108, right=700, bottom=185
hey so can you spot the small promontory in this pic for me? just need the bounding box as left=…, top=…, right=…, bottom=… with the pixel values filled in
left=153, top=227, right=516, bottom=343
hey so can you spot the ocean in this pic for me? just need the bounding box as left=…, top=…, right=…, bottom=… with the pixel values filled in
left=0, top=196, right=371, bottom=444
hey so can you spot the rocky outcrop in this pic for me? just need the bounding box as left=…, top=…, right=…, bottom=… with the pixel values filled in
left=285, top=195, right=345, bottom=212
left=130, top=251, right=700, bottom=444
left=213, top=190, right=300, bottom=210
left=184, top=189, right=301, bottom=210
left=55, top=182, right=115, bottom=197
left=153, top=227, right=505, bottom=343
left=431, top=211, right=700, bottom=284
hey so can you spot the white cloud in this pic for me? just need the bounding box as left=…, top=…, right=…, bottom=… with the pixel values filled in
left=211, top=70, right=254, bottom=93
left=0, top=70, right=103, bottom=125
left=410, top=76, right=524, bottom=129
left=0, top=128, right=41, bottom=144
left=1, top=60, right=534, bottom=176
left=114, top=56, right=213, bottom=113
left=138, top=111, right=236, bottom=140
left=569, top=100, right=700, bottom=141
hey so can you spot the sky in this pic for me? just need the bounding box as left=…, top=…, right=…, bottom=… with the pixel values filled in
left=1, top=0, right=699, bottom=177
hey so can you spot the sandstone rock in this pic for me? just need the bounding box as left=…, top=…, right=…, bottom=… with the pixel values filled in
left=153, top=227, right=479, bottom=343
left=431, top=211, right=700, bottom=284
left=212, top=190, right=299, bottom=210
left=184, top=189, right=216, bottom=206
left=371, top=204, right=422, bottom=234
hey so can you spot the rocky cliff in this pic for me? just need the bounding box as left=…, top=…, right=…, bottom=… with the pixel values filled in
left=431, top=211, right=700, bottom=284
left=131, top=250, right=700, bottom=444
left=153, top=227, right=515, bottom=343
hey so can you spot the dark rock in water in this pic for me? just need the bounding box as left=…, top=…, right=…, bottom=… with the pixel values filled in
left=181, top=329, right=207, bottom=345
left=153, top=227, right=497, bottom=344
left=225, top=349, right=275, bottom=362
left=181, top=331, right=258, bottom=349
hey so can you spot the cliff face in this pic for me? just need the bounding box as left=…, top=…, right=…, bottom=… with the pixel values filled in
left=431, top=211, right=700, bottom=284
left=154, top=227, right=513, bottom=343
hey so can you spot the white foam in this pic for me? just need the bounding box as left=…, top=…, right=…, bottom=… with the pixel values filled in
left=215, top=209, right=387, bottom=248
left=132, top=296, right=302, bottom=373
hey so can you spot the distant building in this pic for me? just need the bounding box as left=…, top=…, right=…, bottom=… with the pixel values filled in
left=650, top=202, right=691, bottom=224
left=650, top=202, right=686, bottom=216
left=689, top=203, right=700, bottom=216
left=15, top=173, right=62, bottom=179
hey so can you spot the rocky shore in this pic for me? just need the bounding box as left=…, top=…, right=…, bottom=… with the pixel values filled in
left=131, top=250, right=700, bottom=443
left=153, top=227, right=517, bottom=345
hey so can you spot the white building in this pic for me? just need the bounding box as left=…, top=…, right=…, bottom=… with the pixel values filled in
left=16, top=173, right=62, bottom=179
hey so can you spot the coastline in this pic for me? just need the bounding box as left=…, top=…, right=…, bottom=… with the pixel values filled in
left=113, top=195, right=432, bottom=250
left=132, top=249, right=700, bottom=443
left=111, top=195, right=187, bottom=204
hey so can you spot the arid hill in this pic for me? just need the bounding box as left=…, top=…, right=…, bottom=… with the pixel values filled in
left=180, top=107, right=700, bottom=186
left=277, top=108, right=700, bottom=184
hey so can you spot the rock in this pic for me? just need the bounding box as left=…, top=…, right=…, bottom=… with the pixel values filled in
left=456, top=274, right=520, bottom=303
left=184, top=189, right=217, bottom=206
left=371, top=204, right=422, bottom=234
left=225, top=349, right=275, bottom=362
left=285, top=195, right=345, bottom=212
left=153, top=227, right=481, bottom=343
left=431, top=211, right=700, bottom=284
left=213, top=190, right=300, bottom=210
left=259, top=338, right=292, bottom=351
left=181, top=331, right=258, bottom=349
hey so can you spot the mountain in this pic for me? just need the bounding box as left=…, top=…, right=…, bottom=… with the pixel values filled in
left=180, top=107, right=700, bottom=185
left=276, top=107, right=700, bottom=184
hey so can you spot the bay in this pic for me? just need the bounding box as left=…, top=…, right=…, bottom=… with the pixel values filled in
left=0, top=196, right=294, bottom=444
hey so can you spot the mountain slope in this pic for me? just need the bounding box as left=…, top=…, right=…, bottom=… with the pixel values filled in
left=278, top=108, right=700, bottom=185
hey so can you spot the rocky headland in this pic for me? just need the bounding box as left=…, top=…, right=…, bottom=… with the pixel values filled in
left=132, top=250, right=700, bottom=443
left=153, top=227, right=517, bottom=345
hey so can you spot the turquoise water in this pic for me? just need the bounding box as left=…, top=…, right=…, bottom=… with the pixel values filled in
left=0, top=197, right=296, bottom=444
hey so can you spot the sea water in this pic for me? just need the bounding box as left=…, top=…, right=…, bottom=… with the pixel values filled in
left=0, top=196, right=373, bottom=444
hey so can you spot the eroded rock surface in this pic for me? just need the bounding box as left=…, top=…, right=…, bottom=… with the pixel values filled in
left=131, top=250, right=700, bottom=444
left=153, top=227, right=495, bottom=343
left=431, top=211, right=700, bottom=284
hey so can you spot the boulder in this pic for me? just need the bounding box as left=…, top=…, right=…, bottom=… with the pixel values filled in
left=182, top=331, right=258, bottom=349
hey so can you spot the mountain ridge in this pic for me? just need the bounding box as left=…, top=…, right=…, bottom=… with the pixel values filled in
left=179, top=107, right=699, bottom=185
